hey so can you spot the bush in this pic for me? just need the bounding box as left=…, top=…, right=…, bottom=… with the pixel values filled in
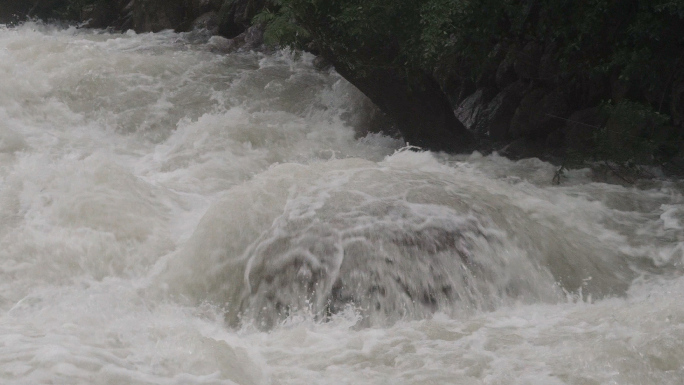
left=257, top=0, right=683, bottom=162
left=594, top=100, right=671, bottom=165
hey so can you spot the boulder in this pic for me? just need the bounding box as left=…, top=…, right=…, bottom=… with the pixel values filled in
left=495, top=47, right=517, bottom=89
left=545, top=127, right=565, bottom=149
left=312, top=56, right=332, bottom=71
left=537, top=42, right=559, bottom=84
left=435, top=56, right=476, bottom=106
left=218, top=0, right=266, bottom=38
left=509, top=88, right=547, bottom=139
left=609, top=72, right=631, bottom=102
left=531, top=90, right=569, bottom=133
left=474, top=81, right=527, bottom=141
left=477, top=43, right=508, bottom=89
left=191, top=11, right=220, bottom=34
left=510, top=88, right=569, bottom=139
left=538, top=52, right=558, bottom=83
left=81, top=1, right=130, bottom=29
left=206, top=24, right=263, bottom=52
left=514, top=41, right=541, bottom=80
left=130, top=0, right=193, bottom=32
left=455, top=88, right=496, bottom=130
left=499, top=137, right=546, bottom=160
left=563, top=107, right=606, bottom=151
left=455, top=90, right=484, bottom=130
left=189, top=0, right=221, bottom=15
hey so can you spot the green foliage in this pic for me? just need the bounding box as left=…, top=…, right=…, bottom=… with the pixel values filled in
left=253, top=2, right=310, bottom=49
left=256, top=0, right=428, bottom=76
left=258, top=0, right=683, bottom=87
left=256, top=0, right=683, bottom=167
left=555, top=100, right=676, bottom=183
left=593, top=101, right=670, bottom=165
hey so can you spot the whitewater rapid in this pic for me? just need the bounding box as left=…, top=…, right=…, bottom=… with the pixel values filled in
left=0, top=24, right=683, bottom=384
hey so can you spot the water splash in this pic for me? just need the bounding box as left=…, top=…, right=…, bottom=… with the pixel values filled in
left=0, top=24, right=683, bottom=385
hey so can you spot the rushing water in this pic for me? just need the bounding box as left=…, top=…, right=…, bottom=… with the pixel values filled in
left=0, top=23, right=683, bottom=385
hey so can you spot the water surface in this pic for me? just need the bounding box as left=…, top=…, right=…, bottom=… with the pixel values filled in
left=0, top=24, right=683, bottom=384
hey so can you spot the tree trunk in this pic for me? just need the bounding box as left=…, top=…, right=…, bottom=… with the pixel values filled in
left=331, top=63, right=474, bottom=153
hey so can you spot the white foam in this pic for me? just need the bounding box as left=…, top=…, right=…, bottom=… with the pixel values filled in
left=0, top=25, right=682, bottom=385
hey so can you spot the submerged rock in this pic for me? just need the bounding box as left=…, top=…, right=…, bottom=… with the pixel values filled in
left=239, top=203, right=488, bottom=329
left=160, top=159, right=633, bottom=330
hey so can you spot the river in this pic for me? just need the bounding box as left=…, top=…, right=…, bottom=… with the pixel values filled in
left=0, top=23, right=683, bottom=385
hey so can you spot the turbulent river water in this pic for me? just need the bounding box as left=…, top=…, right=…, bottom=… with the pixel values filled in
left=0, top=24, right=683, bottom=385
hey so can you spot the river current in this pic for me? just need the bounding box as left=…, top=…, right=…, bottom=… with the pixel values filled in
left=0, top=24, right=683, bottom=384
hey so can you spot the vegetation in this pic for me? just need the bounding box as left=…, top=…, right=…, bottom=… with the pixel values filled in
left=256, top=0, right=684, bottom=169
left=4, top=0, right=683, bottom=168
left=256, top=1, right=682, bottom=89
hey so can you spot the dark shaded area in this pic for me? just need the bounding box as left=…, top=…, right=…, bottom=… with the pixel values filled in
left=331, top=64, right=474, bottom=153
left=217, top=0, right=264, bottom=38
left=256, top=0, right=684, bottom=168
left=0, top=1, right=246, bottom=33
left=2, top=0, right=683, bottom=168
left=435, top=0, right=684, bottom=168
left=254, top=0, right=476, bottom=153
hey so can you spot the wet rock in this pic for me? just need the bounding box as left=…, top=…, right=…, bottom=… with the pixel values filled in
left=477, top=43, right=508, bottom=89
left=495, top=48, right=517, bottom=89
left=499, top=137, right=545, bottom=160
left=455, top=89, right=486, bottom=130
left=436, top=59, right=476, bottom=106
left=514, top=41, right=541, bottom=81
left=81, top=1, right=129, bottom=29
left=455, top=88, right=496, bottom=130
left=313, top=56, right=332, bottom=72
left=664, top=148, right=684, bottom=176
left=545, top=128, right=565, bottom=149
left=190, top=0, right=221, bottom=14
left=130, top=0, right=192, bottom=32
left=218, top=0, right=266, bottom=38
left=510, top=88, right=569, bottom=139
left=537, top=42, right=559, bottom=84
left=563, top=108, right=606, bottom=151
left=241, top=24, right=263, bottom=49
left=609, top=73, right=631, bottom=102
left=206, top=24, right=264, bottom=53
left=534, top=90, right=569, bottom=133
left=509, top=88, right=547, bottom=139
left=207, top=35, right=236, bottom=52
left=101, top=0, right=223, bottom=32
left=538, top=52, right=558, bottom=83
left=237, top=198, right=490, bottom=329
left=191, top=11, right=219, bottom=34
left=565, top=73, right=610, bottom=111
left=474, top=81, right=527, bottom=141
